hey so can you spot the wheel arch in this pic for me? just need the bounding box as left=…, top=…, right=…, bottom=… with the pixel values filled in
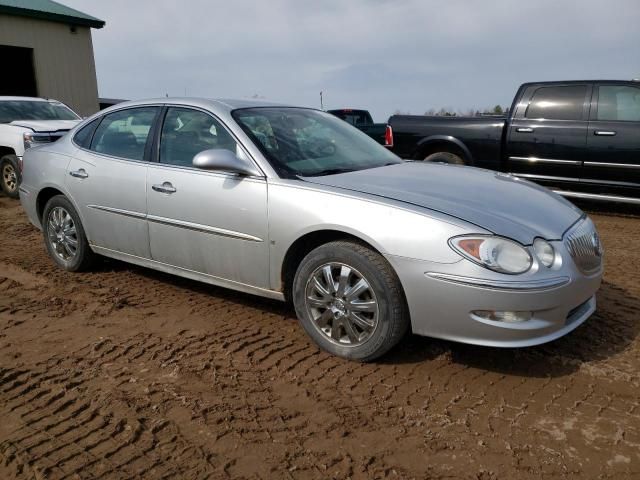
left=35, top=186, right=88, bottom=238
left=280, top=228, right=389, bottom=303
left=36, top=187, right=67, bottom=224
left=0, top=146, right=17, bottom=158
left=414, top=135, right=473, bottom=165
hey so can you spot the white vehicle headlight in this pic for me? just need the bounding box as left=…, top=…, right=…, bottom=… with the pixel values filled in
left=533, top=238, right=555, bottom=267
left=449, top=235, right=532, bottom=274
left=23, top=132, right=52, bottom=150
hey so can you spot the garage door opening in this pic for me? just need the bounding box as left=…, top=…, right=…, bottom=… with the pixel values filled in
left=0, top=45, right=37, bottom=97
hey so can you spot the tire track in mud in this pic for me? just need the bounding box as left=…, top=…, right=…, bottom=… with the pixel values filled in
left=0, top=364, right=218, bottom=480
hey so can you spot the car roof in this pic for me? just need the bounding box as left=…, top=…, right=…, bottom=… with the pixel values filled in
left=0, top=96, right=55, bottom=102
left=98, top=97, right=308, bottom=117
left=105, top=97, right=297, bottom=114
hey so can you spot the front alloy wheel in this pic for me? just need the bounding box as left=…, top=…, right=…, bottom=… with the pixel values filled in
left=293, top=240, right=409, bottom=361
left=305, top=262, right=380, bottom=346
left=2, top=162, right=18, bottom=196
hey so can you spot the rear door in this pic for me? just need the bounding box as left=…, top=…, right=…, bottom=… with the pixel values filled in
left=584, top=83, right=640, bottom=193
left=506, top=84, right=591, bottom=183
left=66, top=106, right=160, bottom=258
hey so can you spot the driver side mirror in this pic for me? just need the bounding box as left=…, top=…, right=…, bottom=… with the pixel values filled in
left=192, top=149, right=262, bottom=177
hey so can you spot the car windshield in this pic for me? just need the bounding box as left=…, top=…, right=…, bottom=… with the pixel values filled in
left=0, top=100, right=80, bottom=123
left=232, top=107, right=401, bottom=178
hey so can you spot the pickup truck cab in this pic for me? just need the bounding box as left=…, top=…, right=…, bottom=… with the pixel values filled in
left=389, top=80, right=640, bottom=204
left=327, top=109, right=393, bottom=148
left=0, top=96, right=81, bottom=198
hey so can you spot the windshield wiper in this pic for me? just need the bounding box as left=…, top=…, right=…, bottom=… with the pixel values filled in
left=307, top=167, right=356, bottom=177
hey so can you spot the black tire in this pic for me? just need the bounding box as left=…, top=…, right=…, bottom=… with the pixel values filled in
left=293, top=240, right=409, bottom=361
left=1, top=154, right=20, bottom=199
left=423, top=151, right=465, bottom=165
left=42, top=195, right=96, bottom=271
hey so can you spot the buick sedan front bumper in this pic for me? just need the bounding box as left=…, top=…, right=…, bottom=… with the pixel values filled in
left=386, top=241, right=602, bottom=348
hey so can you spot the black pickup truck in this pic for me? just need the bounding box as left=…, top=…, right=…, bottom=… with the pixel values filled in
left=327, top=109, right=393, bottom=148
left=389, top=80, right=640, bottom=204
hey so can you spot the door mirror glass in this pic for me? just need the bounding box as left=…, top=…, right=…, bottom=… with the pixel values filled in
left=192, top=149, right=261, bottom=176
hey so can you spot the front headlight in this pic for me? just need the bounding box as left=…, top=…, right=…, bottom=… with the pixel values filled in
left=533, top=238, right=555, bottom=267
left=449, top=235, right=532, bottom=274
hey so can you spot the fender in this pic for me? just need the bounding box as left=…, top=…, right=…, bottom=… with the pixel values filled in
left=415, top=135, right=474, bottom=165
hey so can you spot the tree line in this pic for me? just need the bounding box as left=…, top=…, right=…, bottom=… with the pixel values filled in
left=394, top=105, right=508, bottom=117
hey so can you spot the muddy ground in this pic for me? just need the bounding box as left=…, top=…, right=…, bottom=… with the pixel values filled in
left=0, top=194, right=638, bottom=479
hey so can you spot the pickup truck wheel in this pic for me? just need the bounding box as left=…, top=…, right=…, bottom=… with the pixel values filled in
left=1, top=155, right=20, bottom=199
left=293, top=240, right=409, bottom=361
left=42, top=195, right=96, bottom=272
left=423, top=151, right=465, bottom=165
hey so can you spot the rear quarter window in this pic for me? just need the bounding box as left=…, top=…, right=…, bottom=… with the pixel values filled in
left=73, top=117, right=101, bottom=149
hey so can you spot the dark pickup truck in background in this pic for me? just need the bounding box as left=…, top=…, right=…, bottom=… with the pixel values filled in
left=327, top=109, right=393, bottom=148
left=388, top=80, right=640, bottom=204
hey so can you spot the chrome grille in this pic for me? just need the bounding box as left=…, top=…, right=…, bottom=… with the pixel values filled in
left=564, top=218, right=603, bottom=274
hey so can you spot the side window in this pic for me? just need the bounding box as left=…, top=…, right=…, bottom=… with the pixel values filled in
left=73, top=117, right=100, bottom=149
left=597, top=85, right=640, bottom=122
left=525, top=86, right=588, bottom=120
left=159, top=107, right=238, bottom=167
left=90, top=107, right=157, bottom=161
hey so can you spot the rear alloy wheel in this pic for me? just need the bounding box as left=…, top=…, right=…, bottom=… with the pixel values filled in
left=42, top=195, right=95, bottom=271
left=293, top=240, right=409, bottom=361
left=1, top=155, right=20, bottom=199
left=423, top=151, right=465, bottom=165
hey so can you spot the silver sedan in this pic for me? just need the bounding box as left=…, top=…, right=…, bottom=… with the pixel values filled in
left=19, top=98, right=603, bottom=361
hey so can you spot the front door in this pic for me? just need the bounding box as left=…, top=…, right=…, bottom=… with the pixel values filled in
left=146, top=106, right=269, bottom=288
left=505, top=84, right=591, bottom=184
left=66, top=106, right=159, bottom=258
left=584, top=83, right=640, bottom=194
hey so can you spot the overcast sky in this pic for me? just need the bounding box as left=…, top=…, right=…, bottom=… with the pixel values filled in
left=63, top=0, right=639, bottom=120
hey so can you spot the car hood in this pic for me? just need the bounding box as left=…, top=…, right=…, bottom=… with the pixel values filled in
left=9, top=119, right=80, bottom=132
left=302, top=162, right=583, bottom=244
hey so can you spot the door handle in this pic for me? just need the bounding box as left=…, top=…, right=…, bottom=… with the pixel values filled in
left=594, top=130, right=616, bottom=136
left=69, top=169, right=88, bottom=179
left=516, top=127, right=534, bottom=133
left=152, top=182, right=177, bottom=194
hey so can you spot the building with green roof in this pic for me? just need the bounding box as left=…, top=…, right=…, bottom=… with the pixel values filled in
left=0, top=0, right=105, bottom=115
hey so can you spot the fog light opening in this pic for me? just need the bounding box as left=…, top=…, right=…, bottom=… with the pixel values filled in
left=472, top=310, right=532, bottom=323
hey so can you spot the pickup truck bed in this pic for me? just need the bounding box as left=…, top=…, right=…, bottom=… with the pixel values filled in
left=390, top=115, right=505, bottom=172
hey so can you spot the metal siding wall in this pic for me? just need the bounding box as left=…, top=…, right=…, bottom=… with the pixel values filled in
left=0, top=13, right=100, bottom=116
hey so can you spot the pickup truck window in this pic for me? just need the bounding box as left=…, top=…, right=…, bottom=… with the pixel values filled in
left=597, top=85, right=640, bottom=122
left=329, top=110, right=373, bottom=126
left=525, top=85, right=587, bottom=120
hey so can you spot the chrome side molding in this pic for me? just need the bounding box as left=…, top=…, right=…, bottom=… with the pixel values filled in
left=87, top=204, right=263, bottom=241
left=147, top=215, right=263, bottom=242
left=583, top=161, right=640, bottom=170
left=509, top=156, right=581, bottom=166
